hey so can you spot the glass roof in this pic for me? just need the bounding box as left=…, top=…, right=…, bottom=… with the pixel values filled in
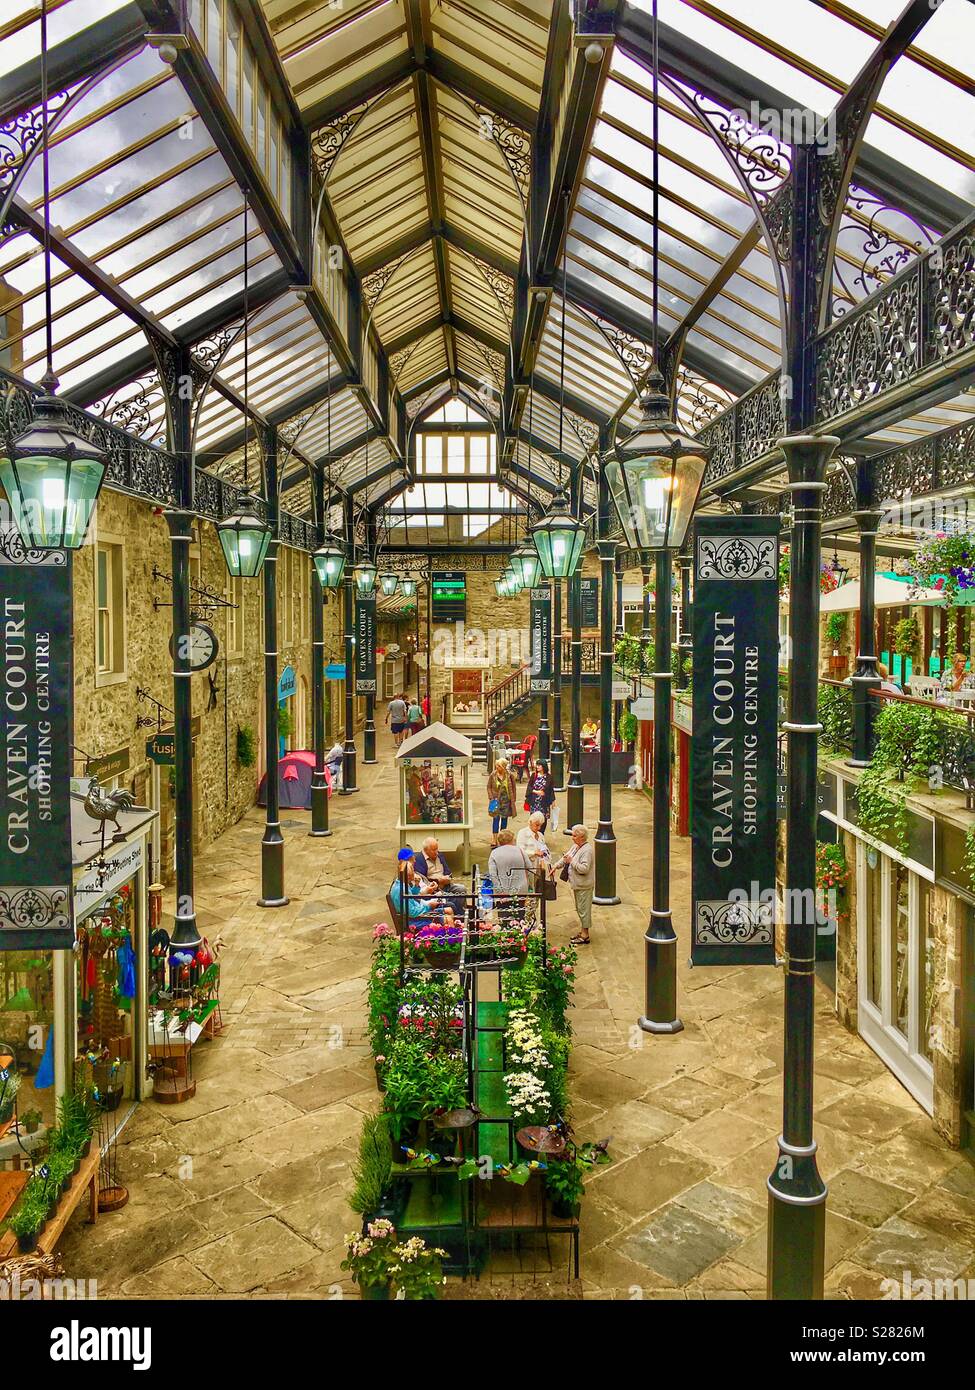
left=2, top=0, right=972, bottom=531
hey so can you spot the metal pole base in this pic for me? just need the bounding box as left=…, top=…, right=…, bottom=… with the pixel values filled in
left=551, top=746, right=565, bottom=792
left=766, top=1146, right=828, bottom=1300
left=258, top=835, right=289, bottom=908
left=566, top=780, right=584, bottom=830
left=363, top=721, right=377, bottom=764
left=638, top=1014, right=683, bottom=1035
left=594, top=826, right=619, bottom=906
left=171, top=915, right=202, bottom=950
left=340, top=745, right=358, bottom=793
left=310, top=783, right=331, bottom=837
left=640, top=921, right=682, bottom=1033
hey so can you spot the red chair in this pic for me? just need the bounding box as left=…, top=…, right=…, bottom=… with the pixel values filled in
left=510, top=734, right=537, bottom=780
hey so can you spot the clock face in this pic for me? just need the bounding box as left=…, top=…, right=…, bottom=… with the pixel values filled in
left=170, top=622, right=219, bottom=671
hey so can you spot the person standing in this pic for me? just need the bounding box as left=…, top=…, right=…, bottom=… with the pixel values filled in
left=524, top=758, right=556, bottom=832
left=486, top=757, right=516, bottom=846
left=407, top=696, right=424, bottom=735
left=488, top=828, right=533, bottom=894
left=421, top=691, right=430, bottom=722
left=386, top=692, right=408, bottom=747
left=551, top=824, right=594, bottom=946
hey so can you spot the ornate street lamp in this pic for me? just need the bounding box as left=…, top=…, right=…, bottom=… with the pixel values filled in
left=605, top=371, right=711, bottom=554
left=0, top=398, right=107, bottom=550
left=217, top=493, right=272, bottom=578
left=0, top=0, right=106, bottom=552
left=399, top=576, right=416, bottom=598
left=353, top=558, right=377, bottom=595
left=379, top=570, right=399, bottom=597
left=512, top=542, right=542, bottom=590
left=313, top=534, right=346, bottom=589
left=217, top=194, right=271, bottom=578
left=530, top=490, right=586, bottom=580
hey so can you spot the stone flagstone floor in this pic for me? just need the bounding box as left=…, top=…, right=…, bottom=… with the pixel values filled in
left=59, top=730, right=975, bottom=1299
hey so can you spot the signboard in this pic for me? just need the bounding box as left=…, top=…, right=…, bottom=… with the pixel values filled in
left=277, top=664, right=297, bottom=700
left=452, top=668, right=483, bottom=697
left=355, top=594, right=377, bottom=695
left=432, top=571, right=466, bottom=622
left=529, top=587, right=552, bottom=693
left=0, top=533, right=73, bottom=949
left=691, top=516, right=779, bottom=966
left=611, top=679, right=631, bottom=701
left=325, top=663, right=346, bottom=679
left=75, top=837, right=144, bottom=922
left=631, top=695, right=654, bottom=720
left=146, top=731, right=196, bottom=765
left=672, top=697, right=693, bottom=735
left=580, top=577, right=599, bottom=628
left=86, top=745, right=131, bottom=781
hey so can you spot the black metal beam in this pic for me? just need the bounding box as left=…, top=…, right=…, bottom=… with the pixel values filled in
left=61, top=267, right=292, bottom=408
left=617, top=6, right=967, bottom=235
left=0, top=3, right=147, bottom=126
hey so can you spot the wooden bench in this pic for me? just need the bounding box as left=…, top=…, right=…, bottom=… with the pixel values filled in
left=0, top=1144, right=99, bottom=1259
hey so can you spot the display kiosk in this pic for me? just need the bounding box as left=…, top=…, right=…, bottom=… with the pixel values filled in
left=396, top=723, right=473, bottom=871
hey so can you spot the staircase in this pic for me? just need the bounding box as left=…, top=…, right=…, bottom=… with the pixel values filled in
left=484, top=663, right=535, bottom=743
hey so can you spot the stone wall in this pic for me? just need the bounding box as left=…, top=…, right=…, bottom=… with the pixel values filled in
left=71, top=490, right=339, bottom=881
left=928, top=883, right=965, bottom=1147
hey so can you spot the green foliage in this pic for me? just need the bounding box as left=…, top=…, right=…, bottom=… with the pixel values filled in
left=963, top=824, right=975, bottom=893
left=819, top=684, right=853, bottom=753
left=544, top=1156, right=586, bottom=1210
left=349, top=1113, right=393, bottom=1216
left=892, top=616, right=920, bottom=661
left=857, top=701, right=961, bottom=853
left=825, top=612, right=848, bottom=645
left=367, top=936, right=402, bottom=1061
left=382, top=1035, right=430, bottom=1143
left=236, top=725, right=257, bottom=768
left=618, top=711, right=638, bottom=747
left=276, top=704, right=292, bottom=738
left=614, top=634, right=652, bottom=679
left=424, top=1052, right=467, bottom=1114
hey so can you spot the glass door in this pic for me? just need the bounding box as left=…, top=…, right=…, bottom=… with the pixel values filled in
left=856, top=843, right=934, bottom=1112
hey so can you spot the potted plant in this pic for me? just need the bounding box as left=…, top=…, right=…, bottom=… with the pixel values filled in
left=7, top=1189, right=45, bottom=1254
left=341, top=1219, right=398, bottom=1300
left=545, top=1154, right=587, bottom=1219
left=892, top=615, right=921, bottom=662
left=0, top=1067, right=21, bottom=1123
left=387, top=1235, right=448, bottom=1300
left=383, top=1038, right=428, bottom=1160
left=416, top=923, right=464, bottom=969
left=350, top=1113, right=397, bottom=1224
left=424, top=1053, right=468, bottom=1156
left=20, top=1108, right=42, bottom=1136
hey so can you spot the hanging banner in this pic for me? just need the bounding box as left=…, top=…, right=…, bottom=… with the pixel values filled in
left=0, top=529, right=73, bottom=950
left=580, top=577, right=599, bottom=628
left=355, top=594, right=377, bottom=695
left=529, top=587, right=552, bottom=693
left=691, top=516, right=779, bottom=966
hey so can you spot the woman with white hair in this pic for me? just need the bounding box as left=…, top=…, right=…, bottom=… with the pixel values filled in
left=550, top=824, right=595, bottom=945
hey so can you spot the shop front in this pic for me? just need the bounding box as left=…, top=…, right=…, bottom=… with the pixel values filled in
left=1, top=791, right=156, bottom=1168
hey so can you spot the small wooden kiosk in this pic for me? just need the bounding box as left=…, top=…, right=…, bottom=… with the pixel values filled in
left=396, top=723, right=473, bottom=871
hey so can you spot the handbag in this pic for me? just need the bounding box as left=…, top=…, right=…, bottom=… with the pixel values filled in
left=488, top=798, right=499, bottom=814
left=559, top=864, right=570, bottom=883
left=538, top=869, right=558, bottom=901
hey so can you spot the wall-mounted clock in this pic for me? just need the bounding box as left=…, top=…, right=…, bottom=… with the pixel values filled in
left=169, top=621, right=219, bottom=672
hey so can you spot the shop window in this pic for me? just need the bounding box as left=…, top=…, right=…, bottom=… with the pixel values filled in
left=95, top=537, right=126, bottom=684
left=0, top=951, right=56, bottom=1127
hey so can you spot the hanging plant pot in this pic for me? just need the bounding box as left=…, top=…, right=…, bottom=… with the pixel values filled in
left=97, top=1086, right=124, bottom=1113
left=422, top=947, right=462, bottom=969
left=550, top=1198, right=580, bottom=1221
left=16, top=1230, right=39, bottom=1254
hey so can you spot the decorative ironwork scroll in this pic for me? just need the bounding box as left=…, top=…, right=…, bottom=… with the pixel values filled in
left=310, top=101, right=371, bottom=182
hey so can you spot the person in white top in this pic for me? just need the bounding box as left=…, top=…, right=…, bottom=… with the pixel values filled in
left=550, top=824, right=595, bottom=945
left=516, top=813, right=550, bottom=870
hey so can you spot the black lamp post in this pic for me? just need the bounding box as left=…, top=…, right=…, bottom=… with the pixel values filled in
left=613, top=549, right=625, bottom=743
left=310, top=517, right=344, bottom=838
left=565, top=551, right=585, bottom=833
left=606, top=370, right=712, bottom=1033
left=766, top=432, right=839, bottom=1300
left=594, top=464, right=620, bottom=904
left=677, top=549, right=693, bottom=691
left=551, top=579, right=565, bottom=790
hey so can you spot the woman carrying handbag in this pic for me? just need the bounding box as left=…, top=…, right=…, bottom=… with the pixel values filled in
left=486, top=757, right=516, bottom=846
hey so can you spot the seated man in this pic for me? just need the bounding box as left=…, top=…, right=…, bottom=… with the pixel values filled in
left=414, top=837, right=466, bottom=915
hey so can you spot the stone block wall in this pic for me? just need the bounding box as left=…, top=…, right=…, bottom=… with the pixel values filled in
left=928, top=883, right=965, bottom=1147
left=71, top=489, right=336, bottom=881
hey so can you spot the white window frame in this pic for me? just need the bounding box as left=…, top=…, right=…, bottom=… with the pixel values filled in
left=94, top=533, right=127, bottom=687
